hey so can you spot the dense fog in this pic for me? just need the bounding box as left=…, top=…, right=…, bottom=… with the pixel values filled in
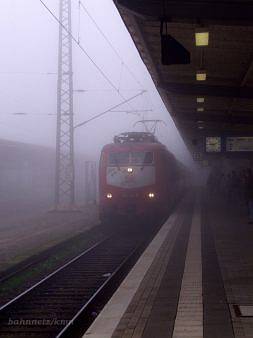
left=0, top=0, right=194, bottom=212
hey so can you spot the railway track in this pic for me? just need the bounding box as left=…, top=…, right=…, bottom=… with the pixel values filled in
left=0, top=224, right=157, bottom=337
left=0, top=220, right=103, bottom=286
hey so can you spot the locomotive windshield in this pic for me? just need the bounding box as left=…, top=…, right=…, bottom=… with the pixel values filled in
left=131, top=152, right=153, bottom=164
left=108, top=152, right=153, bottom=166
left=109, top=152, right=129, bottom=165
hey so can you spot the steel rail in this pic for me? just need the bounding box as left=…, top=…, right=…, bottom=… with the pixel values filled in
left=0, top=237, right=109, bottom=312
left=56, top=240, right=144, bottom=337
left=0, top=229, right=155, bottom=337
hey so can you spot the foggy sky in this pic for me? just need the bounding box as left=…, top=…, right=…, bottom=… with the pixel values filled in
left=0, top=0, right=193, bottom=164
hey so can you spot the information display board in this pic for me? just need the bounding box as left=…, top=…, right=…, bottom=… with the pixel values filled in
left=226, top=137, right=253, bottom=152
left=205, top=137, right=221, bottom=153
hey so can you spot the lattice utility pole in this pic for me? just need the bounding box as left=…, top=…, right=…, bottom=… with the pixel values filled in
left=55, top=0, right=75, bottom=209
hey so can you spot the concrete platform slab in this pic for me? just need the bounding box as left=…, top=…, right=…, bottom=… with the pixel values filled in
left=82, top=190, right=253, bottom=338
left=83, top=196, right=191, bottom=338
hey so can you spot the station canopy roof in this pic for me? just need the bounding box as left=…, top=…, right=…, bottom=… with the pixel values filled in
left=113, top=0, right=253, bottom=159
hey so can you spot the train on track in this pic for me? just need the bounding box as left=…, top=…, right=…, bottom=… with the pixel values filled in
left=99, top=132, right=187, bottom=221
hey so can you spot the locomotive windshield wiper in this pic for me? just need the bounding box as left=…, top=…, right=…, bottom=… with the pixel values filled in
left=114, top=156, right=121, bottom=171
left=141, top=153, right=148, bottom=170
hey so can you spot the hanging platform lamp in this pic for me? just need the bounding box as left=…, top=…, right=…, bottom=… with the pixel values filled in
left=160, top=20, right=190, bottom=65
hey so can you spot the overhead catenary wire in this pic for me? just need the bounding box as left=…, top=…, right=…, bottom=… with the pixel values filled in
left=1, top=113, right=57, bottom=116
left=74, top=88, right=142, bottom=92
left=79, top=0, right=143, bottom=89
left=118, top=61, right=124, bottom=92
left=77, top=0, right=81, bottom=44
left=38, top=0, right=142, bottom=113
left=0, top=72, right=57, bottom=75
left=0, top=108, right=150, bottom=117
left=111, top=109, right=152, bottom=113
left=78, top=0, right=146, bottom=113
left=74, top=90, right=146, bottom=129
left=79, top=0, right=155, bottom=118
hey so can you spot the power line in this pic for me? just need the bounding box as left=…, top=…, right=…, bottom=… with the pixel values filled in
left=77, top=0, right=81, bottom=44
left=38, top=0, right=138, bottom=108
left=118, top=61, right=124, bottom=92
left=0, top=72, right=56, bottom=75
left=74, top=88, right=141, bottom=92
left=111, top=109, right=152, bottom=113
left=78, top=0, right=147, bottom=114
left=74, top=90, right=146, bottom=129
left=2, top=113, right=56, bottom=116
left=79, top=0, right=143, bottom=89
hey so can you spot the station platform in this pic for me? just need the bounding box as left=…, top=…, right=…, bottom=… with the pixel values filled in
left=83, top=191, right=253, bottom=338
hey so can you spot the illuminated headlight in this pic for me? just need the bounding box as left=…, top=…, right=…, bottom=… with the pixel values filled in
left=127, top=167, right=133, bottom=173
left=106, top=193, right=112, bottom=199
left=148, top=192, right=155, bottom=199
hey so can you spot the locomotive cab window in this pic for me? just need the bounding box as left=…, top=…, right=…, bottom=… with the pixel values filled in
left=108, top=151, right=153, bottom=166
left=108, top=152, right=130, bottom=165
left=131, top=152, right=153, bottom=165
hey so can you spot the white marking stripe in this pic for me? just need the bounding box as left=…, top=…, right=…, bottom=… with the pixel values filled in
left=82, top=202, right=184, bottom=338
left=172, top=198, right=203, bottom=338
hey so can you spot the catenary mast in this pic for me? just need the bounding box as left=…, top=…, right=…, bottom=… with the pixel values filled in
left=55, top=0, right=75, bottom=209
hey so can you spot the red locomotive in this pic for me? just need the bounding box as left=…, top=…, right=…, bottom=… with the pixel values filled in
left=99, top=132, right=186, bottom=221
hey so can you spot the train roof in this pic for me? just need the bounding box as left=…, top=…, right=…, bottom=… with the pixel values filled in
left=102, top=141, right=167, bottom=152
left=114, top=132, right=158, bottom=144
left=102, top=132, right=166, bottom=152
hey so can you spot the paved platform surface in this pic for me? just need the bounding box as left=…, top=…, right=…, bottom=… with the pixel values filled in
left=83, top=192, right=253, bottom=338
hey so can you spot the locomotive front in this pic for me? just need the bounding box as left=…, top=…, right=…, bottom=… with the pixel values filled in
left=99, top=132, right=159, bottom=220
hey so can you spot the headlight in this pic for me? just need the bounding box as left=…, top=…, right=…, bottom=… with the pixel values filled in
left=148, top=192, right=155, bottom=199
left=106, top=193, right=112, bottom=199
left=127, top=167, right=133, bottom=173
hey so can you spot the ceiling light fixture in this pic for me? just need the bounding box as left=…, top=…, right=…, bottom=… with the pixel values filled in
left=197, top=97, right=205, bottom=103
left=196, top=70, right=207, bottom=81
left=195, top=31, right=209, bottom=46
left=197, top=107, right=204, bottom=112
